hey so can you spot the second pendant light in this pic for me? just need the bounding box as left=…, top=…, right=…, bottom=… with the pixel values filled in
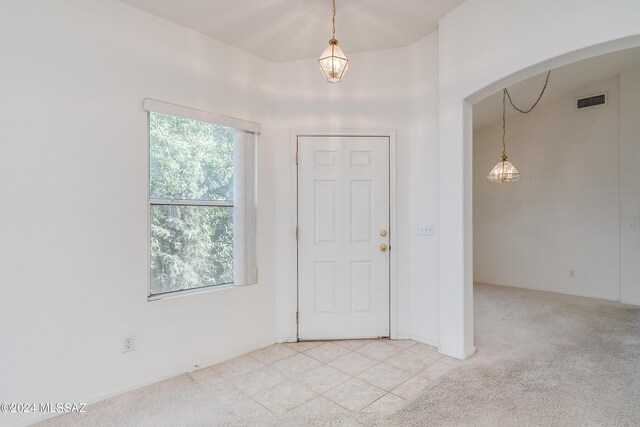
left=487, top=71, right=552, bottom=183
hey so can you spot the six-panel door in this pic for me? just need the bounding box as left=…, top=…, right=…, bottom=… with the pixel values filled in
left=297, top=136, right=390, bottom=339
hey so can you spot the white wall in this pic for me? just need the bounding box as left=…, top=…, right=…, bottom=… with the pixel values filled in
left=0, top=1, right=277, bottom=426
left=438, top=0, right=640, bottom=358
left=408, top=34, right=441, bottom=344
left=474, top=77, right=621, bottom=301
left=620, top=65, right=640, bottom=305
left=272, top=33, right=441, bottom=345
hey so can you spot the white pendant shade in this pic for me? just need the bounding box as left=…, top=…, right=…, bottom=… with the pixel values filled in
left=318, top=39, right=349, bottom=83
left=487, top=155, right=520, bottom=183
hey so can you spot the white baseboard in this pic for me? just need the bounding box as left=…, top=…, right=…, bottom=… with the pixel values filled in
left=396, top=334, right=475, bottom=360
left=438, top=345, right=476, bottom=360
left=620, top=298, right=640, bottom=307
left=475, top=281, right=620, bottom=302
left=395, top=333, right=440, bottom=349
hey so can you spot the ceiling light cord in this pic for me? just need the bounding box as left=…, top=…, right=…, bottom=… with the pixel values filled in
left=505, top=70, right=552, bottom=114
left=502, top=70, right=552, bottom=157
left=332, top=0, right=336, bottom=39
left=502, top=89, right=507, bottom=157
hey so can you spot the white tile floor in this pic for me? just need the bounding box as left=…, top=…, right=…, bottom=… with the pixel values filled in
left=190, top=339, right=461, bottom=417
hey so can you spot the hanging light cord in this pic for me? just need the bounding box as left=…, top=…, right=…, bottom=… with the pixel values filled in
left=501, top=70, right=552, bottom=157
left=505, top=70, right=551, bottom=114
left=501, top=89, right=507, bottom=157
left=332, top=0, right=336, bottom=39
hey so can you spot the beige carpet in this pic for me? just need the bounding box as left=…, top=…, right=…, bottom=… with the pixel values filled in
left=39, top=283, right=640, bottom=426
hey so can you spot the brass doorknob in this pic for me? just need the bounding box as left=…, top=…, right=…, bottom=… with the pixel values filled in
left=380, top=243, right=388, bottom=252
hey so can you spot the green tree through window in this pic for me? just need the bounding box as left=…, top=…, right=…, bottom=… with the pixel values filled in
left=149, top=112, right=234, bottom=295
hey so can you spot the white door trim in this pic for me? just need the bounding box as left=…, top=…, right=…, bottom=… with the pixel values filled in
left=289, top=129, right=397, bottom=341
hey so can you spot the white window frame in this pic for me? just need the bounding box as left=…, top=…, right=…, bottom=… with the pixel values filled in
left=144, top=99, right=260, bottom=300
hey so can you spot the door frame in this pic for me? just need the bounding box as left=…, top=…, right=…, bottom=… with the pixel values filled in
left=290, top=129, right=398, bottom=341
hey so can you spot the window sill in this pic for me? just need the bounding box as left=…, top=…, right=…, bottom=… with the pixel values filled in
left=148, top=283, right=249, bottom=302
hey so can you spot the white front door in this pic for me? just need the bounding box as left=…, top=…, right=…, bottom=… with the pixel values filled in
left=297, top=136, right=390, bottom=340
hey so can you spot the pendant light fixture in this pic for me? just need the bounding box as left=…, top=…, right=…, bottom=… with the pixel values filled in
left=487, top=90, right=521, bottom=183
left=487, top=70, right=551, bottom=183
left=318, top=0, right=348, bottom=83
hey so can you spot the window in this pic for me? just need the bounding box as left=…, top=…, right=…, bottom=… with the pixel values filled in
left=144, top=99, right=258, bottom=298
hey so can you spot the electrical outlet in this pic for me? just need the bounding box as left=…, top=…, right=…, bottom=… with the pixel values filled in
left=122, top=335, right=135, bottom=353
left=569, top=270, right=576, bottom=278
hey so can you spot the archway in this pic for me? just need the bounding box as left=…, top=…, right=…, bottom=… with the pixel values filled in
left=437, top=1, right=640, bottom=358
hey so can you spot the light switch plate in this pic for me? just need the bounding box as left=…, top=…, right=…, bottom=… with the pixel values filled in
left=419, top=224, right=435, bottom=236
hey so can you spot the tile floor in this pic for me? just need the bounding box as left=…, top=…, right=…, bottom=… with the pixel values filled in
left=193, top=339, right=461, bottom=417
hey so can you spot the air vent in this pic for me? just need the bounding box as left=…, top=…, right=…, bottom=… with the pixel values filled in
left=576, top=93, right=607, bottom=110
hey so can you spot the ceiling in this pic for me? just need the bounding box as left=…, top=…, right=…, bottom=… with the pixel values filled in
left=473, top=46, right=640, bottom=130
left=118, top=0, right=466, bottom=62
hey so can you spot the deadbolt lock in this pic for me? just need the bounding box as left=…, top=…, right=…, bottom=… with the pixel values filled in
left=380, top=229, right=388, bottom=237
